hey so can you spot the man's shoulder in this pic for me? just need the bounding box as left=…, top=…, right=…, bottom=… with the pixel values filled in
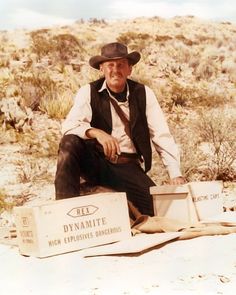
left=127, top=79, right=146, bottom=95
left=90, top=77, right=105, bottom=89
left=76, top=83, right=90, bottom=95
left=127, top=78, right=144, bottom=87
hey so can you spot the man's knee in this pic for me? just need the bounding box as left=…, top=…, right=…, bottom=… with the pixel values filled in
left=59, top=134, right=83, bottom=153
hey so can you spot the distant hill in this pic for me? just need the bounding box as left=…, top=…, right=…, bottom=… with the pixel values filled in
left=0, top=16, right=236, bottom=114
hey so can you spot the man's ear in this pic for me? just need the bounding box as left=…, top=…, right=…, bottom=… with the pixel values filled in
left=128, top=65, right=133, bottom=75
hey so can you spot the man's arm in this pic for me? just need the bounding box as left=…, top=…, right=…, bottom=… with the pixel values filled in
left=62, top=84, right=120, bottom=160
left=61, top=84, right=93, bottom=138
left=86, top=128, right=120, bottom=160
left=145, top=86, right=186, bottom=184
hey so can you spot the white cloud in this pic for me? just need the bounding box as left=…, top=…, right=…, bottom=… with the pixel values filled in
left=7, top=8, right=76, bottom=30
left=108, top=1, right=170, bottom=19
left=1, top=0, right=235, bottom=30
left=108, top=0, right=236, bottom=23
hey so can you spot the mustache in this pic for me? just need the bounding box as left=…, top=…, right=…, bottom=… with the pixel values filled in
left=111, top=73, right=123, bottom=78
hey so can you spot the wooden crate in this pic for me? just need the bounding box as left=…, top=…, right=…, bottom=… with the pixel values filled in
left=188, top=181, right=223, bottom=221
left=150, top=185, right=199, bottom=223
left=14, top=192, right=131, bottom=258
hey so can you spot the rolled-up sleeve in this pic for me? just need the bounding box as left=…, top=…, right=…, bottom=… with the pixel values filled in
left=62, top=84, right=92, bottom=139
left=145, top=86, right=182, bottom=178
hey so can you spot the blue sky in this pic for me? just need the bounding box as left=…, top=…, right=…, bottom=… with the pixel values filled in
left=0, top=0, right=235, bottom=30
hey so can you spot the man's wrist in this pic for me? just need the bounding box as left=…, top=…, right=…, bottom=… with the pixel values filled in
left=85, top=128, right=99, bottom=139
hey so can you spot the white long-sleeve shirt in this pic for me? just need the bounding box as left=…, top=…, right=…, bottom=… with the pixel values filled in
left=62, top=80, right=182, bottom=178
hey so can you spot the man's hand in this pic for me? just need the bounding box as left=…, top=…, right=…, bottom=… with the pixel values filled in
left=169, top=176, right=187, bottom=185
left=86, top=128, right=120, bottom=160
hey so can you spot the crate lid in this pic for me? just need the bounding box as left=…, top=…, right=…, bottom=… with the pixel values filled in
left=150, top=185, right=189, bottom=195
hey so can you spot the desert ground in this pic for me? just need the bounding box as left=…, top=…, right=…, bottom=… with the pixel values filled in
left=1, top=223, right=236, bottom=295
left=1, top=15, right=236, bottom=294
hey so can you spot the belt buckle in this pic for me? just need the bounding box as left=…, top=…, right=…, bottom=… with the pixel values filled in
left=109, top=154, right=119, bottom=164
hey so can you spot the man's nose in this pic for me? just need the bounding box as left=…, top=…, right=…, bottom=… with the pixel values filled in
left=112, top=64, right=120, bottom=71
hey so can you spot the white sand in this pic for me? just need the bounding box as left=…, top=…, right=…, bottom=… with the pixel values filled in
left=1, top=233, right=236, bottom=295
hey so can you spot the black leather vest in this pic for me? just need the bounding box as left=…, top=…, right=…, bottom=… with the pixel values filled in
left=90, top=77, right=152, bottom=172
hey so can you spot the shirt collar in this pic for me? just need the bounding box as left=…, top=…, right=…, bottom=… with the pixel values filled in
left=98, top=80, right=130, bottom=101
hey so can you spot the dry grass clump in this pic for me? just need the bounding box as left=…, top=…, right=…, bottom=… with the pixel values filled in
left=18, top=127, right=60, bottom=158
left=16, top=157, right=55, bottom=184
left=39, top=93, right=73, bottom=119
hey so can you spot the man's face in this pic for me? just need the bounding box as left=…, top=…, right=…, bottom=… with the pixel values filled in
left=100, top=58, right=132, bottom=93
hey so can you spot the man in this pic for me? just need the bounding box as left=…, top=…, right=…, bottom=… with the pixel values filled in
left=54, top=42, right=185, bottom=216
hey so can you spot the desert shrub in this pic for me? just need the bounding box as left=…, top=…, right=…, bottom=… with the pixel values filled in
left=159, top=78, right=232, bottom=111
left=131, top=62, right=155, bottom=88
left=221, top=59, right=236, bottom=83
left=155, top=35, right=172, bottom=42
left=0, top=68, right=14, bottom=99
left=167, top=107, right=236, bottom=181
left=193, top=47, right=223, bottom=80
left=16, top=158, right=55, bottom=183
left=148, top=108, right=207, bottom=183
left=0, top=189, right=15, bottom=212
left=0, top=53, right=10, bottom=67
left=89, top=18, right=107, bottom=25
left=175, top=34, right=197, bottom=46
left=117, top=31, right=152, bottom=51
left=191, top=82, right=231, bottom=107
left=51, top=34, right=83, bottom=64
left=30, top=29, right=53, bottom=59
left=179, top=137, right=207, bottom=181
left=13, top=70, right=58, bottom=110
left=30, top=30, right=83, bottom=64
left=0, top=97, right=33, bottom=132
left=193, top=108, right=236, bottom=181
left=166, top=79, right=196, bottom=109
left=196, top=34, right=217, bottom=44
left=148, top=152, right=169, bottom=185
left=167, top=108, right=207, bottom=181
left=194, top=61, right=218, bottom=80
left=157, top=78, right=198, bottom=111
left=137, top=105, right=236, bottom=182
left=18, top=126, right=60, bottom=158
left=117, top=31, right=151, bottom=44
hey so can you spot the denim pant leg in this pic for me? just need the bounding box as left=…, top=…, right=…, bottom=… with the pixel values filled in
left=103, top=162, right=155, bottom=216
left=54, top=134, right=155, bottom=215
left=54, top=134, right=101, bottom=199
